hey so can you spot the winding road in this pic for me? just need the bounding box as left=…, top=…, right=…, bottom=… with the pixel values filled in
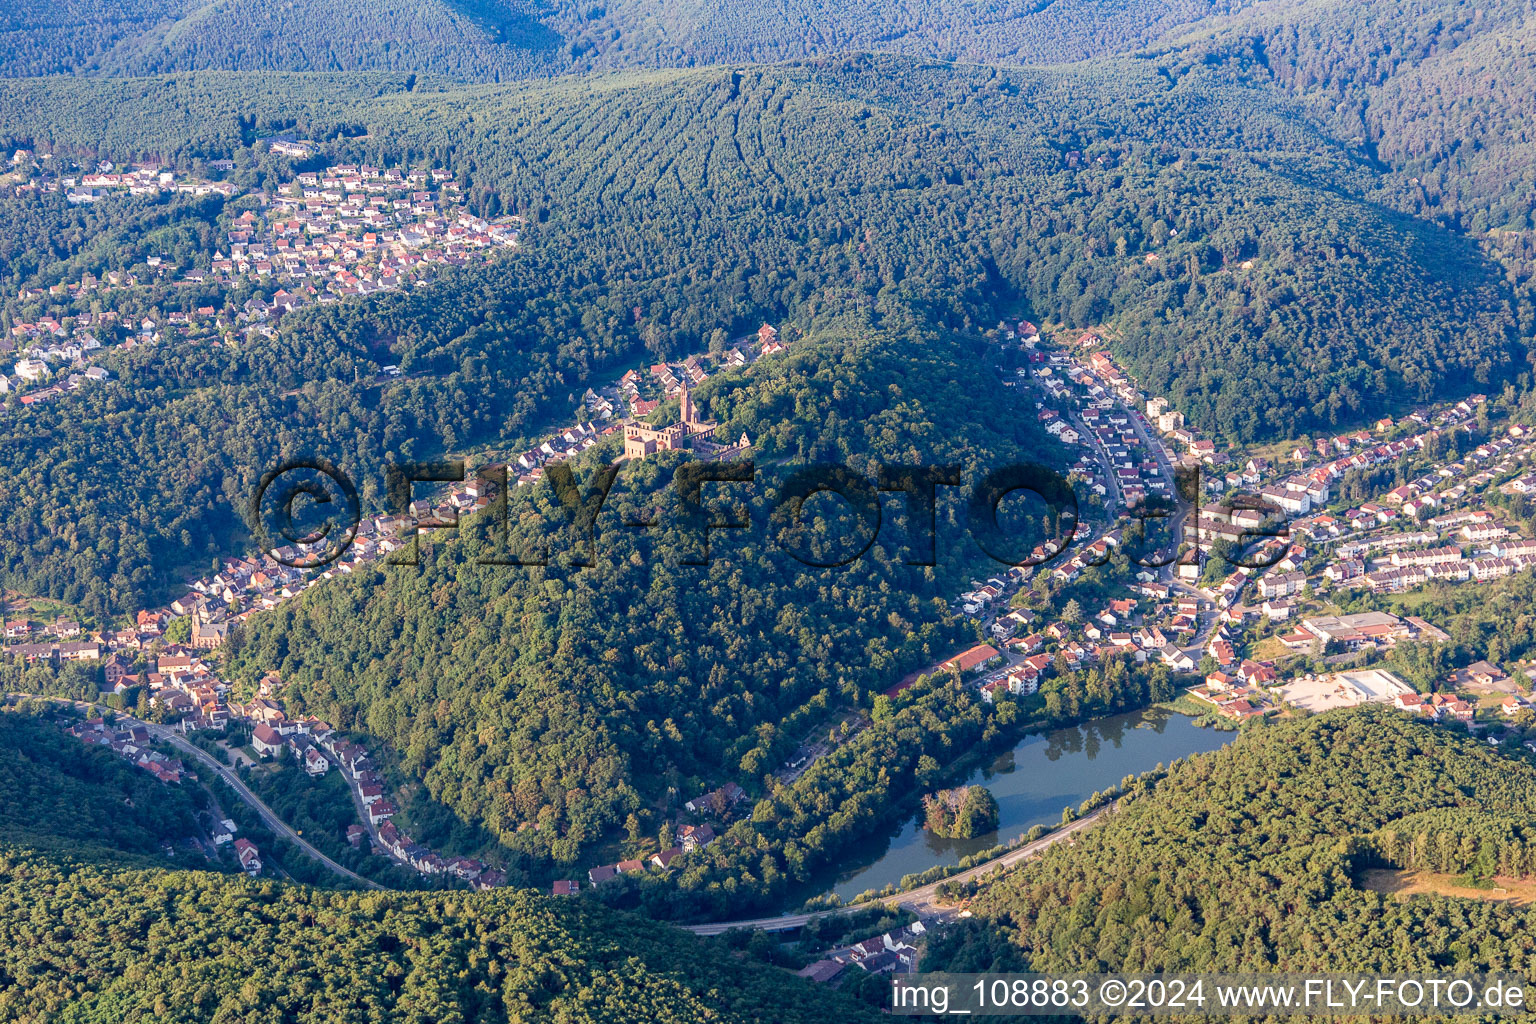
left=8, top=694, right=1113, bottom=925
left=683, top=804, right=1112, bottom=935
left=4, top=693, right=384, bottom=891
left=12, top=687, right=1124, bottom=927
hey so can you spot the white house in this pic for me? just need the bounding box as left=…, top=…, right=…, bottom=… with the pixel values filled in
left=14, top=358, right=48, bottom=383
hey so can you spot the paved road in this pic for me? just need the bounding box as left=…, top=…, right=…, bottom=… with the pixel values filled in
left=5, top=693, right=384, bottom=891
left=155, top=727, right=385, bottom=890
left=1123, top=408, right=1192, bottom=575
left=683, top=805, right=1111, bottom=936
left=1067, top=404, right=1121, bottom=524
left=337, top=752, right=422, bottom=875
left=895, top=804, right=1109, bottom=916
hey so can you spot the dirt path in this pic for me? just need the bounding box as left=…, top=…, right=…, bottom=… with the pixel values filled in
left=1361, top=868, right=1536, bottom=905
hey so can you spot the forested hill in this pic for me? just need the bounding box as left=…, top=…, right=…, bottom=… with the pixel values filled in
left=1160, top=0, right=1536, bottom=235
left=0, top=715, right=877, bottom=1024
left=0, top=56, right=1516, bottom=442
left=0, top=0, right=1242, bottom=80
left=571, top=0, right=1237, bottom=69
left=0, top=854, right=883, bottom=1023
left=0, top=709, right=204, bottom=865
left=0, top=848, right=881, bottom=1023
left=7, top=0, right=1532, bottom=161
left=927, top=709, right=1536, bottom=977
left=5, top=0, right=1532, bottom=243
left=0, top=0, right=566, bottom=80
left=0, top=50, right=1523, bottom=615
left=222, top=311, right=1048, bottom=882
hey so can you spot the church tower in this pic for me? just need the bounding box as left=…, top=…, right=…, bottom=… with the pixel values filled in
left=679, top=382, right=698, bottom=429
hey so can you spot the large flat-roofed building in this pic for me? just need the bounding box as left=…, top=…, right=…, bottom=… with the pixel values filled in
left=1299, top=611, right=1418, bottom=651
left=1331, top=669, right=1415, bottom=704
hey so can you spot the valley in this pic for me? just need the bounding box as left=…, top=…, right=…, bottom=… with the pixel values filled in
left=4, top=0, right=1536, bottom=1018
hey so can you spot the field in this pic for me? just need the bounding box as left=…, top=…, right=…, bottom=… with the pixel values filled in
left=1248, top=636, right=1294, bottom=662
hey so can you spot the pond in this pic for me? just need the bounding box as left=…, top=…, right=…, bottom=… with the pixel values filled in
left=828, top=707, right=1237, bottom=900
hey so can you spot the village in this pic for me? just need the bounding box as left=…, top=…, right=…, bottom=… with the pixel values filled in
left=3, top=147, right=520, bottom=405
left=10, top=306, right=1536, bottom=899
left=11, top=147, right=521, bottom=300
left=187, top=161, right=520, bottom=295
left=0, top=318, right=796, bottom=891
left=2, top=318, right=114, bottom=405
left=60, top=712, right=269, bottom=877
left=934, top=321, right=1536, bottom=739
left=795, top=921, right=929, bottom=982
left=24, top=644, right=512, bottom=889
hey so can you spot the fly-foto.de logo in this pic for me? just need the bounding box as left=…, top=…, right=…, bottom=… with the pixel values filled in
left=247, top=458, right=1288, bottom=572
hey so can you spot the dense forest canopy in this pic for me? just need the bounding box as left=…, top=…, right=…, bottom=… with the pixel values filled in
left=0, top=0, right=563, bottom=80
left=0, top=0, right=1244, bottom=80
left=1161, top=0, right=1536, bottom=240
left=0, top=40, right=1527, bottom=614
left=0, top=707, right=880, bottom=1023
left=0, top=843, right=882, bottom=1024
left=0, top=709, right=204, bottom=862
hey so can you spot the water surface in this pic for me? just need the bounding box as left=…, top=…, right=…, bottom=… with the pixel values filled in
left=829, top=708, right=1236, bottom=899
